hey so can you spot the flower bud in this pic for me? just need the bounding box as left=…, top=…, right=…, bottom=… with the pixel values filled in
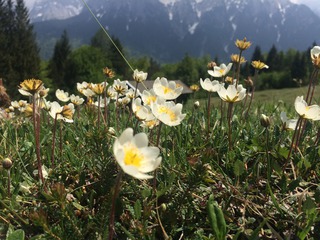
left=194, top=101, right=200, bottom=109
left=160, top=203, right=167, bottom=211
left=2, top=158, right=12, bottom=170
left=260, top=114, right=270, bottom=128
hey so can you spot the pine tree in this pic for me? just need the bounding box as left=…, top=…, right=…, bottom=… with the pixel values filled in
left=91, top=30, right=128, bottom=77
left=176, top=54, right=199, bottom=86
left=48, top=30, right=71, bottom=89
left=251, top=46, right=264, bottom=62
left=0, top=0, right=7, bottom=75
left=2, top=0, right=16, bottom=93
left=0, top=0, right=40, bottom=97
left=14, top=0, right=40, bottom=81
left=266, top=44, right=278, bottom=71
left=107, top=36, right=128, bottom=77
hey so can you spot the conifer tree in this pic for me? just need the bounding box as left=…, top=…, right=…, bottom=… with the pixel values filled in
left=48, top=30, right=71, bottom=89
left=14, top=0, right=40, bottom=82
left=0, top=0, right=40, bottom=97
left=0, top=0, right=7, bottom=74
left=107, top=36, right=128, bottom=77
left=266, top=44, right=278, bottom=71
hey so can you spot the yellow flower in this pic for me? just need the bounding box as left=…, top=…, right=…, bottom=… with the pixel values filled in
left=235, top=37, right=251, bottom=51
left=251, top=60, right=269, bottom=70
left=24, top=104, right=33, bottom=117
left=103, top=67, right=115, bottom=78
left=231, top=54, right=246, bottom=64
left=190, top=84, right=200, bottom=92
left=19, top=79, right=43, bottom=96
left=90, top=83, right=105, bottom=95
left=113, top=79, right=128, bottom=95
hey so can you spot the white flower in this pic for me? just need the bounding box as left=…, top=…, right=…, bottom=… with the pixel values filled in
left=310, top=46, right=320, bottom=60
left=33, top=165, right=49, bottom=179
left=140, top=119, right=160, bottom=129
left=113, top=79, right=128, bottom=96
left=199, top=78, right=221, bottom=92
left=117, top=96, right=131, bottom=106
left=70, top=94, right=85, bottom=105
left=41, top=99, right=51, bottom=111
left=217, top=84, right=246, bottom=103
left=153, top=77, right=183, bottom=100
left=208, top=63, right=233, bottom=78
left=132, top=98, right=155, bottom=121
left=77, top=81, right=89, bottom=94
left=294, top=96, right=320, bottom=120
left=151, top=98, right=186, bottom=126
left=280, top=112, right=298, bottom=130
left=94, top=97, right=110, bottom=108
left=113, top=128, right=161, bottom=179
left=142, top=89, right=158, bottom=106
left=126, top=88, right=140, bottom=99
left=49, top=101, right=75, bottom=123
left=56, top=89, right=70, bottom=102
left=82, top=88, right=95, bottom=98
left=133, top=69, right=148, bottom=83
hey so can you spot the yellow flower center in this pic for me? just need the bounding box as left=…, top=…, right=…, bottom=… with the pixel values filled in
left=61, top=106, right=73, bottom=119
left=219, top=69, right=225, bottom=74
left=124, top=144, right=143, bottom=167
left=158, top=106, right=177, bottom=121
left=163, top=86, right=173, bottom=94
left=146, top=96, right=157, bottom=105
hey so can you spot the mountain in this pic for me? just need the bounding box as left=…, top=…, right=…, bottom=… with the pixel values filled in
left=29, top=0, right=83, bottom=21
left=30, top=0, right=320, bottom=62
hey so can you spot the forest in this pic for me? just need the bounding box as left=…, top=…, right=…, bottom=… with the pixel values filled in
left=0, top=0, right=316, bottom=100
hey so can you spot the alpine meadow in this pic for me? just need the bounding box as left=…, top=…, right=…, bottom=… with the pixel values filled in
left=1, top=0, right=320, bottom=239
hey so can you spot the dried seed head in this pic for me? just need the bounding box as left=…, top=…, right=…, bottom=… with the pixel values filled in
left=207, top=61, right=217, bottom=69
left=2, top=158, right=12, bottom=170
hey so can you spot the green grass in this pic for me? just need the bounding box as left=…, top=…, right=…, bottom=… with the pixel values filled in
left=1, top=81, right=320, bottom=240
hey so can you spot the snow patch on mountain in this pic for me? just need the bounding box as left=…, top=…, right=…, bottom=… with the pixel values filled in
left=30, top=0, right=83, bottom=22
left=159, top=0, right=178, bottom=6
left=188, top=22, right=199, bottom=34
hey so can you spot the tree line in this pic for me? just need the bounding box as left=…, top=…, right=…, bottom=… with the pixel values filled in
left=0, top=0, right=316, bottom=99
left=0, top=0, right=40, bottom=98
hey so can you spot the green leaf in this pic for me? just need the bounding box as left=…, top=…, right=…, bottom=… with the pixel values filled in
left=234, top=160, right=245, bottom=177
left=303, top=196, right=316, bottom=215
left=72, top=202, right=85, bottom=211
left=6, top=229, right=25, bottom=240
left=314, top=187, right=320, bottom=203
left=134, top=200, right=142, bottom=220
left=288, top=177, right=301, bottom=191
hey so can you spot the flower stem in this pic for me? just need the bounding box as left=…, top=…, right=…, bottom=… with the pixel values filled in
left=7, top=170, right=10, bottom=197
left=227, top=102, right=233, bottom=150
left=33, top=94, right=45, bottom=186
left=51, top=115, right=58, bottom=168
left=207, top=92, right=211, bottom=134
left=108, top=170, right=123, bottom=240
left=285, top=116, right=302, bottom=170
